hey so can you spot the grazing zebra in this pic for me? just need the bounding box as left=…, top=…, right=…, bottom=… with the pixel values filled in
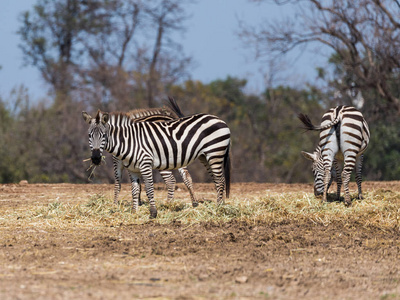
left=82, top=98, right=231, bottom=218
left=298, top=105, right=370, bottom=206
left=113, top=106, right=197, bottom=208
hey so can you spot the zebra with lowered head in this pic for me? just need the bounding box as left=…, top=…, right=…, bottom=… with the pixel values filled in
left=82, top=97, right=231, bottom=218
left=298, top=105, right=370, bottom=206
left=112, top=106, right=198, bottom=208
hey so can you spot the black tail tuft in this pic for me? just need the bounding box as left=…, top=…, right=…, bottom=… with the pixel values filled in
left=298, top=113, right=317, bottom=131
left=166, top=96, right=185, bottom=118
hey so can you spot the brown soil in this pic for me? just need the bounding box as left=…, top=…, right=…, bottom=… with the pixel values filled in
left=1, top=182, right=400, bottom=299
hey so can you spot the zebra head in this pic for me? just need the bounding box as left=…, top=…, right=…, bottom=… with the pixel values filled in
left=82, top=110, right=109, bottom=165
left=301, top=147, right=325, bottom=197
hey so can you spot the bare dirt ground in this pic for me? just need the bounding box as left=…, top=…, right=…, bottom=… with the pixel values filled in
left=1, top=182, right=400, bottom=299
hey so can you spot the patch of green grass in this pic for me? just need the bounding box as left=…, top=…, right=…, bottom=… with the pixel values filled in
left=380, top=293, right=400, bottom=300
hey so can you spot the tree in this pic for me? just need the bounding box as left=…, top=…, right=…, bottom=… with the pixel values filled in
left=143, top=0, right=194, bottom=107
left=240, top=0, right=400, bottom=113
left=18, top=0, right=194, bottom=109
left=15, top=0, right=195, bottom=184
left=18, top=0, right=112, bottom=99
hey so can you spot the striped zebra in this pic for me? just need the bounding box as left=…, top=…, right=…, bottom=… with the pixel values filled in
left=113, top=106, right=197, bottom=208
left=82, top=98, right=231, bottom=218
left=298, top=105, right=370, bottom=206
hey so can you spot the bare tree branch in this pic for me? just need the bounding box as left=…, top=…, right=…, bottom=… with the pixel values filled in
left=239, top=0, right=400, bottom=112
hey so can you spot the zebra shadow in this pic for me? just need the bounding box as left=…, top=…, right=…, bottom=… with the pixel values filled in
left=325, top=193, right=360, bottom=204
left=158, top=201, right=187, bottom=212
left=325, top=193, right=343, bottom=203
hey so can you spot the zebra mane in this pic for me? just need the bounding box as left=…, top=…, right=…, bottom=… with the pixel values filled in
left=165, top=96, right=185, bottom=118
left=127, top=106, right=178, bottom=120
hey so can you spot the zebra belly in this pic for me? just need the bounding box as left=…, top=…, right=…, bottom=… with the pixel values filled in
left=151, top=152, right=196, bottom=171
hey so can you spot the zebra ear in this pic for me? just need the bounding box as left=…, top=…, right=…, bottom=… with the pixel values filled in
left=82, top=111, right=92, bottom=124
left=301, top=151, right=316, bottom=161
left=101, top=112, right=109, bottom=124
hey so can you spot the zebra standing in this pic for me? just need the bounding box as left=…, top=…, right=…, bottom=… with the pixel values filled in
left=113, top=106, right=197, bottom=208
left=82, top=98, right=231, bottom=218
left=298, top=105, right=370, bottom=206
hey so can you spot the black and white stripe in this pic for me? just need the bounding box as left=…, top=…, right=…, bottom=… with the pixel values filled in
left=112, top=107, right=197, bottom=208
left=299, top=105, right=370, bottom=205
left=82, top=101, right=231, bottom=218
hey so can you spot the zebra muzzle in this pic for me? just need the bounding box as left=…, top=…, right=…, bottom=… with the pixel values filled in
left=314, top=187, right=323, bottom=197
left=91, top=149, right=102, bottom=165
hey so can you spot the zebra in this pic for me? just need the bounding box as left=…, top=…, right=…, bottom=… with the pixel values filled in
left=112, top=106, right=197, bottom=208
left=298, top=105, right=370, bottom=206
left=82, top=98, right=231, bottom=218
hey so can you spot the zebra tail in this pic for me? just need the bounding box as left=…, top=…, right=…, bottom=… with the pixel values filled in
left=298, top=113, right=319, bottom=130
left=166, top=96, right=185, bottom=118
left=298, top=113, right=341, bottom=131
left=224, top=142, right=231, bottom=198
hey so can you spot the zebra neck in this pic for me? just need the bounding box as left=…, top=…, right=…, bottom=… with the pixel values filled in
left=105, top=113, right=138, bottom=158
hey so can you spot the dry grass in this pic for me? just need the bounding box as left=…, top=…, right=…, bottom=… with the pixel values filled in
left=1, top=186, right=399, bottom=231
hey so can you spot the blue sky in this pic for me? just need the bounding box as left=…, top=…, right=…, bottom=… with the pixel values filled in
left=0, top=0, right=323, bottom=102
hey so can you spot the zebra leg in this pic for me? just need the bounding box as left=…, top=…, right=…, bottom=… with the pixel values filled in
left=341, top=166, right=353, bottom=207
left=331, top=159, right=343, bottom=201
left=178, top=167, right=198, bottom=207
left=112, top=156, right=124, bottom=204
left=200, top=155, right=225, bottom=205
left=199, top=155, right=214, bottom=178
left=159, top=170, right=176, bottom=202
left=335, top=160, right=343, bottom=201
left=327, top=174, right=334, bottom=193
left=128, top=171, right=142, bottom=206
left=355, top=154, right=364, bottom=200
left=127, top=171, right=141, bottom=212
left=140, top=164, right=157, bottom=218
left=322, top=166, right=331, bottom=203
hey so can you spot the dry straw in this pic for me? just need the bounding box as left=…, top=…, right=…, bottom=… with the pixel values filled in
left=1, top=187, right=399, bottom=231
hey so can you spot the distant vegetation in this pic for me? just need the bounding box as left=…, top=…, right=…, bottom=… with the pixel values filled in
left=1, top=0, right=400, bottom=183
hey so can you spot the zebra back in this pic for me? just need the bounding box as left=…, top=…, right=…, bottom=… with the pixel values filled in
left=127, top=106, right=178, bottom=121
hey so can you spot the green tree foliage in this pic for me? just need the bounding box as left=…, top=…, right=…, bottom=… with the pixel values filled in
left=0, top=98, right=16, bottom=182
left=170, top=77, right=325, bottom=183
left=365, top=119, right=400, bottom=180
left=0, top=87, right=41, bottom=182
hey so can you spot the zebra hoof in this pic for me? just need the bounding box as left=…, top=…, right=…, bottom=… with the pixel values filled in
left=138, top=200, right=143, bottom=206
left=192, top=202, right=199, bottom=208
left=344, top=200, right=352, bottom=207
left=150, top=207, right=157, bottom=219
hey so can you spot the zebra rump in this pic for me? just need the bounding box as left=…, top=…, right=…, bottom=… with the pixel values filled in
left=165, top=96, right=231, bottom=198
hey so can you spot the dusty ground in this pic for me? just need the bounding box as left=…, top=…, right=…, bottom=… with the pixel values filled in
left=1, top=182, right=400, bottom=299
